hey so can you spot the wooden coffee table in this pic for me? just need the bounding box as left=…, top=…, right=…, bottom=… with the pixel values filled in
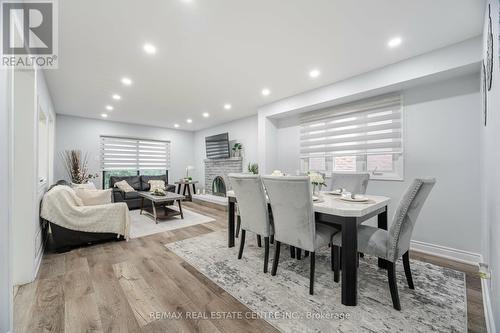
left=138, top=191, right=185, bottom=223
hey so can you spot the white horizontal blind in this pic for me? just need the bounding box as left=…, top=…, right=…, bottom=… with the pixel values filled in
left=100, top=136, right=171, bottom=171
left=300, top=94, right=402, bottom=157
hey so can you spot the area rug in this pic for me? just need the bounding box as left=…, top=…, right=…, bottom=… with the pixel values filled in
left=129, top=207, right=215, bottom=238
left=166, top=231, right=467, bottom=333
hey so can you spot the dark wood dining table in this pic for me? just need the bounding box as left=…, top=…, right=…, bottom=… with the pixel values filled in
left=226, top=190, right=390, bottom=306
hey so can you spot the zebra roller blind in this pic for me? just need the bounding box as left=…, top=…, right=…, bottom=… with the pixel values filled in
left=100, top=136, right=171, bottom=170
left=300, top=94, right=403, bottom=158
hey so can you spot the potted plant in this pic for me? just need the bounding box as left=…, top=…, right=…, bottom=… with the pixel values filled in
left=60, top=150, right=99, bottom=185
left=232, top=143, right=242, bottom=157
left=247, top=162, right=258, bottom=175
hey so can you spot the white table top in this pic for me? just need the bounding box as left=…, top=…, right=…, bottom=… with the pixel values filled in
left=226, top=190, right=390, bottom=218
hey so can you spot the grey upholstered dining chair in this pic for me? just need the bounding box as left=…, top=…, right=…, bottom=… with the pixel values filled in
left=330, top=172, right=370, bottom=194
left=261, top=176, right=339, bottom=295
left=228, top=173, right=273, bottom=273
left=331, top=178, right=436, bottom=310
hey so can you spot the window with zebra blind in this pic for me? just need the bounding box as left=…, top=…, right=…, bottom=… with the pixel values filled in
left=100, top=136, right=171, bottom=187
left=299, top=94, right=404, bottom=180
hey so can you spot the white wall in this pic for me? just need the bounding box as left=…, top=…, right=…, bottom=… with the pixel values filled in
left=274, top=74, right=482, bottom=255
left=481, top=0, right=500, bottom=331
left=55, top=115, right=195, bottom=187
left=193, top=115, right=258, bottom=189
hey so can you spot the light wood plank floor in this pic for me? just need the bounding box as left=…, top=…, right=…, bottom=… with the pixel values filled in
left=14, top=202, right=487, bottom=332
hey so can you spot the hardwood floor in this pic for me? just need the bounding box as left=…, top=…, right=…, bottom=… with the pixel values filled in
left=14, top=202, right=487, bottom=332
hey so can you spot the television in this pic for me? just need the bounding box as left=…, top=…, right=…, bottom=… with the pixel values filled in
left=205, top=133, right=230, bottom=159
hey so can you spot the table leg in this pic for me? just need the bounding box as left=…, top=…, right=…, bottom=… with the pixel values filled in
left=176, top=184, right=181, bottom=194
left=152, top=203, right=158, bottom=224
left=183, top=184, right=187, bottom=196
left=192, top=183, right=196, bottom=195
left=228, top=200, right=236, bottom=248
left=177, top=200, right=184, bottom=219
left=378, top=207, right=388, bottom=269
left=341, top=217, right=358, bottom=306
left=187, top=184, right=192, bottom=201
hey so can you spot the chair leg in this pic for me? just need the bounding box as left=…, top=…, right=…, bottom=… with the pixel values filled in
left=333, top=245, right=340, bottom=282
left=257, top=235, right=262, bottom=247
left=270, top=234, right=274, bottom=244
left=402, top=251, right=414, bottom=289
left=271, top=241, right=281, bottom=276
left=304, top=251, right=309, bottom=258
left=290, top=246, right=295, bottom=259
left=359, top=252, right=364, bottom=258
left=238, top=230, right=246, bottom=259
left=264, top=237, right=270, bottom=273
left=309, top=252, right=316, bottom=295
left=387, top=261, right=401, bottom=310
left=235, top=215, right=241, bottom=238
left=296, top=248, right=302, bottom=260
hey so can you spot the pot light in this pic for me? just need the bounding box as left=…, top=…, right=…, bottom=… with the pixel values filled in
left=388, top=37, right=402, bottom=48
left=143, top=43, right=157, bottom=55
left=121, top=77, right=132, bottom=86
left=224, top=103, right=232, bottom=110
left=112, top=94, right=121, bottom=100
left=186, top=118, right=193, bottom=123
left=174, top=123, right=180, bottom=128
left=105, top=105, right=114, bottom=111
left=309, top=69, right=320, bottom=78
left=101, top=113, right=108, bottom=118
left=261, top=88, right=271, bottom=96
left=202, top=112, right=210, bottom=118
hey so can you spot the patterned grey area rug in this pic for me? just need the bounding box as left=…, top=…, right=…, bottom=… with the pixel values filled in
left=166, top=231, right=466, bottom=333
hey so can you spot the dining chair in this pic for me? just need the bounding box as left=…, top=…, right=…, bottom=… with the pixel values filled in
left=228, top=173, right=273, bottom=273
left=331, top=178, right=436, bottom=310
left=261, top=176, right=339, bottom=295
left=330, top=172, right=370, bottom=194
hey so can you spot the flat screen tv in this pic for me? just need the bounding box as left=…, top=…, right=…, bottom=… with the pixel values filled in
left=205, top=133, right=230, bottom=159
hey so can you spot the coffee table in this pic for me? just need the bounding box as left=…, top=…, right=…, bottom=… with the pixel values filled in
left=138, top=191, right=185, bottom=223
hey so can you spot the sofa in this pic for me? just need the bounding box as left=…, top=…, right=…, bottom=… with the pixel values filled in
left=109, top=173, right=176, bottom=210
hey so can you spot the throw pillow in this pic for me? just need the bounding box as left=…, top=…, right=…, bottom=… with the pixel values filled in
left=75, top=188, right=112, bottom=206
left=114, top=180, right=135, bottom=193
left=148, top=180, right=166, bottom=192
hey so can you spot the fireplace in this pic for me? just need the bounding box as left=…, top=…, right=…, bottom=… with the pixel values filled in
left=212, top=176, right=226, bottom=197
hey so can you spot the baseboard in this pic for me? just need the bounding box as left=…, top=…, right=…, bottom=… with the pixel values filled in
left=410, top=240, right=481, bottom=266
left=481, top=278, right=497, bottom=333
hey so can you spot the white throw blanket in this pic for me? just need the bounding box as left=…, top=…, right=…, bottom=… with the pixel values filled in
left=41, top=185, right=130, bottom=239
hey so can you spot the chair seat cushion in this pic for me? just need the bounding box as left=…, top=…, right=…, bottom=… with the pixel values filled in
left=331, top=225, right=389, bottom=260
left=315, top=223, right=339, bottom=250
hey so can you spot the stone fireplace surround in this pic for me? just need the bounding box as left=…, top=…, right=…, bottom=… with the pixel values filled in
left=204, top=157, right=243, bottom=195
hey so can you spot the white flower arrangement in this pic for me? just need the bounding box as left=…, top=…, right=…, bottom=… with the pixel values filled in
left=308, top=172, right=325, bottom=186
left=271, top=170, right=284, bottom=176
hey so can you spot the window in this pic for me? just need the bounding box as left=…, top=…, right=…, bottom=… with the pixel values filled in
left=300, top=94, right=403, bottom=180
left=100, top=136, right=171, bottom=188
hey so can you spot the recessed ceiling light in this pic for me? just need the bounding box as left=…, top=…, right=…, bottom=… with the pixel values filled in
left=186, top=118, right=193, bottom=123
left=112, top=94, right=121, bottom=100
left=143, top=43, right=157, bottom=55
left=202, top=112, right=210, bottom=118
left=105, top=105, right=114, bottom=111
left=101, top=113, right=108, bottom=118
left=121, top=77, right=132, bottom=86
left=174, top=123, right=180, bottom=128
left=261, top=88, right=271, bottom=96
left=309, top=69, right=321, bottom=78
left=387, top=37, right=402, bottom=48
left=224, top=104, right=232, bottom=110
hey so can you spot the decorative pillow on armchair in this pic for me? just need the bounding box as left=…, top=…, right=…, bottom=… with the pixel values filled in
left=148, top=180, right=165, bottom=192
left=75, top=188, right=112, bottom=206
left=114, top=180, right=135, bottom=193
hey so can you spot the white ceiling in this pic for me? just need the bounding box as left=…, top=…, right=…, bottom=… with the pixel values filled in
left=45, top=0, right=484, bottom=131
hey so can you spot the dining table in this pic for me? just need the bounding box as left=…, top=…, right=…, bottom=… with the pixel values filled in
left=226, top=190, right=391, bottom=307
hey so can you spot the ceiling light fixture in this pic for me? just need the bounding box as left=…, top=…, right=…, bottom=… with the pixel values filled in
left=143, top=43, right=157, bottom=55
left=309, top=69, right=321, bottom=78
left=105, top=105, right=114, bottom=111
left=174, top=123, right=180, bottom=128
left=202, top=112, right=209, bottom=118
left=186, top=118, right=193, bottom=123
left=261, top=88, right=271, bottom=96
left=224, top=104, right=232, bottom=110
left=101, top=113, right=108, bottom=118
left=112, top=94, right=121, bottom=100
left=387, top=37, right=402, bottom=48
left=121, top=77, right=132, bottom=86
